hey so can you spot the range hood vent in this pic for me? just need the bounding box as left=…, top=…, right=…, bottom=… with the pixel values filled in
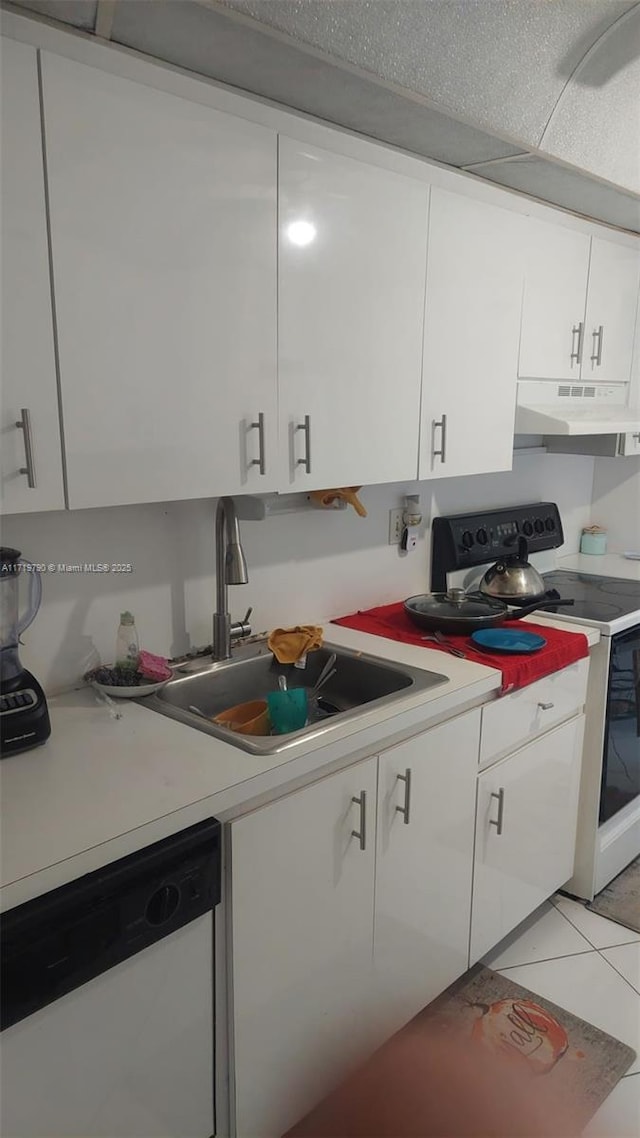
left=557, top=384, right=596, bottom=398
left=516, top=380, right=640, bottom=436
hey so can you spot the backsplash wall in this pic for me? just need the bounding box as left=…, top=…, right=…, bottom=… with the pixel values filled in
left=2, top=452, right=595, bottom=694
left=591, top=455, right=640, bottom=553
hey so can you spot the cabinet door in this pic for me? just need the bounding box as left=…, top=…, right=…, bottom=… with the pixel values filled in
left=41, top=52, right=277, bottom=509
left=374, top=709, right=480, bottom=1038
left=470, top=715, right=584, bottom=964
left=583, top=238, right=640, bottom=383
left=1, top=39, right=65, bottom=514
left=231, top=758, right=377, bottom=1138
left=278, top=136, right=428, bottom=489
left=418, top=189, right=523, bottom=479
left=618, top=431, right=640, bottom=456
left=519, top=219, right=590, bottom=381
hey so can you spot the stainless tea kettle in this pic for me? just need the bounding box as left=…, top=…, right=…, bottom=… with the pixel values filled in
left=479, top=536, right=546, bottom=602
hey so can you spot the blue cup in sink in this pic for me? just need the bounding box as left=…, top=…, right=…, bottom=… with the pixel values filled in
left=267, top=688, right=308, bottom=734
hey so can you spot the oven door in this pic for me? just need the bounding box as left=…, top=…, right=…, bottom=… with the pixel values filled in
left=600, top=624, right=640, bottom=824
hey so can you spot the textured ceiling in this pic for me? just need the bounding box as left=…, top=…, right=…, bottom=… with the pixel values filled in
left=221, top=0, right=640, bottom=195
left=4, top=0, right=640, bottom=231
left=222, top=0, right=636, bottom=145
left=6, top=0, right=97, bottom=29
left=540, top=7, right=640, bottom=192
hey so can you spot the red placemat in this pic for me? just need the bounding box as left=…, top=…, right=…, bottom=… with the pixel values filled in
left=332, top=602, right=589, bottom=693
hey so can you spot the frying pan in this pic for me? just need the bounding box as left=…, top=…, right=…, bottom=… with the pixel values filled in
left=404, top=588, right=574, bottom=636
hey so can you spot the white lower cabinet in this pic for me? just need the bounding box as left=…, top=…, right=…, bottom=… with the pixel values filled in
left=230, top=711, right=481, bottom=1137
left=470, top=714, right=585, bottom=964
left=230, top=758, right=378, bottom=1138
left=373, top=709, right=480, bottom=1039
left=229, top=698, right=587, bottom=1134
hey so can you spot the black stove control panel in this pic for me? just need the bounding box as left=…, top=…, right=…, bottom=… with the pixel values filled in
left=431, top=503, right=564, bottom=592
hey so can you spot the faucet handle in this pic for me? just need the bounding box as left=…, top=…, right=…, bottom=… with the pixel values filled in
left=230, top=606, right=253, bottom=644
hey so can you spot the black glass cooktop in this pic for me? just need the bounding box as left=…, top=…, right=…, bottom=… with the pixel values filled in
left=542, top=571, right=640, bottom=624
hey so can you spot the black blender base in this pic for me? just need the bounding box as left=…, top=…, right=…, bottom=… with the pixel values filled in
left=0, top=670, right=51, bottom=757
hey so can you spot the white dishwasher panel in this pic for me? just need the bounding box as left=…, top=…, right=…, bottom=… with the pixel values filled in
left=1, top=915, right=214, bottom=1137
left=1, top=820, right=220, bottom=1138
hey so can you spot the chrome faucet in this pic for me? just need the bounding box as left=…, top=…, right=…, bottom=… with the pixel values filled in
left=213, top=497, right=252, bottom=660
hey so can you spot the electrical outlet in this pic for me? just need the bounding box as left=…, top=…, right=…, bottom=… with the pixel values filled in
left=389, top=508, right=404, bottom=544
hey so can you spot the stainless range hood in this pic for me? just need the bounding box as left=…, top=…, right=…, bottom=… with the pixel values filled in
left=516, top=380, right=640, bottom=436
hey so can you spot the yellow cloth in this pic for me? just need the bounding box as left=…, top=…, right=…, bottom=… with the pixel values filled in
left=268, top=625, right=324, bottom=664
left=309, top=487, right=367, bottom=517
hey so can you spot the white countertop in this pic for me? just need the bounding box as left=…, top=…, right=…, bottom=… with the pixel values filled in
left=0, top=618, right=599, bottom=912
left=557, top=553, right=640, bottom=581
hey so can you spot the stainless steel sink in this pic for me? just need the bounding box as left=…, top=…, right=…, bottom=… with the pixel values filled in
left=142, top=642, right=448, bottom=754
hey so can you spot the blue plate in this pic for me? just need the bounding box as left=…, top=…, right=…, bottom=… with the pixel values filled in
left=470, top=628, right=547, bottom=654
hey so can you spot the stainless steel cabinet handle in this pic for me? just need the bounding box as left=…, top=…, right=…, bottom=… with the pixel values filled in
left=395, top=768, right=412, bottom=825
left=432, top=414, right=447, bottom=464
left=296, top=415, right=311, bottom=473
left=590, top=325, right=604, bottom=366
left=248, top=412, right=266, bottom=475
left=15, top=408, right=36, bottom=488
left=537, top=701, right=554, bottom=710
left=570, top=322, right=584, bottom=366
left=351, top=790, right=366, bottom=851
left=489, top=787, right=505, bottom=835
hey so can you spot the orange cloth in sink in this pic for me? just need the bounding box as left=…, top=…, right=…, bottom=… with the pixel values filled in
left=268, top=626, right=324, bottom=664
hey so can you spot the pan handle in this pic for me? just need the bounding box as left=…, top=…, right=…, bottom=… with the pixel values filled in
left=505, top=598, right=575, bottom=621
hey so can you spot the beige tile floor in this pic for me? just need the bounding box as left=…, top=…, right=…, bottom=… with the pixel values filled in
left=482, top=894, right=640, bottom=1136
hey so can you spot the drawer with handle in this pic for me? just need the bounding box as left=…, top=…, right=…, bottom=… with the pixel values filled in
left=479, top=657, right=589, bottom=768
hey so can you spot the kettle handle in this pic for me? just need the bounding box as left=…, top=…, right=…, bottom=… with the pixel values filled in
left=16, top=560, right=42, bottom=636
left=517, top=535, right=529, bottom=562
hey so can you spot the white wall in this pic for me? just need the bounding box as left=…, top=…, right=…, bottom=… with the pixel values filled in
left=591, top=455, right=640, bottom=552
left=1, top=452, right=595, bottom=694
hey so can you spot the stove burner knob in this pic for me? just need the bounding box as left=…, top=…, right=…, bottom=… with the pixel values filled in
left=534, top=518, right=545, bottom=535
left=476, top=528, right=488, bottom=545
left=461, top=530, right=474, bottom=549
left=545, top=516, right=556, bottom=532
left=523, top=520, right=534, bottom=537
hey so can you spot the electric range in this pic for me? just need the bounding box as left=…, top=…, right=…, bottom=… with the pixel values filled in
left=541, top=570, right=640, bottom=636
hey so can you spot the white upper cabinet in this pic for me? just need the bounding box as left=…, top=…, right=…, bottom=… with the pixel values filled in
left=278, top=136, right=429, bottom=489
left=418, top=189, right=523, bottom=480
left=1, top=39, right=65, bottom=514
left=40, top=52, right=278, bottom=509
left=518, top=220, right=591, bottom=382
left=519, top=217, right=640, bottom=383
left=583, top=237, right=640, bottom=383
